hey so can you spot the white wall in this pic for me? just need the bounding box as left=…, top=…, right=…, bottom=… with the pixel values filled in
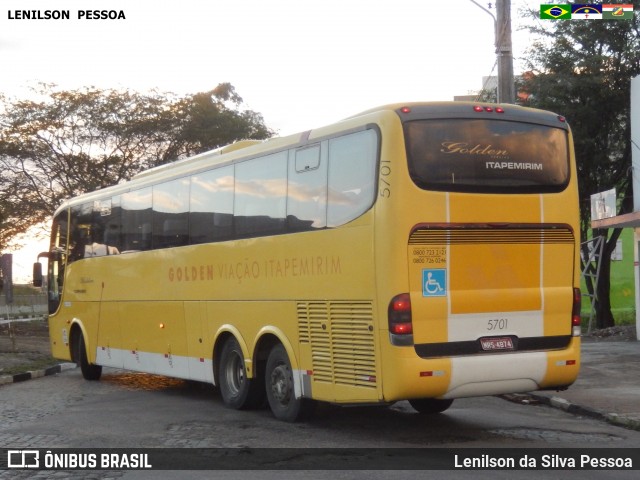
left=631, top=76, right=640, bottom=211
left=632, top=76, right=640, bottom=339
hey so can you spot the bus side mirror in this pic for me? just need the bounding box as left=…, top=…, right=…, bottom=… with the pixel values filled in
left=33, top=262, right=43, bottom=288
left=33, top=251, right=50, bottom=288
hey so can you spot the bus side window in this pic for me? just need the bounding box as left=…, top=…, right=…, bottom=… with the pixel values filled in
left=69, top=203, right=94, bottom=262
left=287, top=144, right=327, bottom=231
left=327, top=129, right=378, bottom=227
left=152, top=178, right=189, bottom=249
left=189, top=166, right=235, bottom=244
left=77, top=197, right=122, bottom=257
left=121, top=188, right=152, bottom=252
left=94, top=197, right=122, bottom=255
left=235, top=152, right=287, bottom=238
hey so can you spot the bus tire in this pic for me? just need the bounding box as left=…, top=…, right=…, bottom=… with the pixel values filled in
left=75, top=332, right=102, bottom=381
left=218, top=337, right=264, bottom=410
left=265, top=344, right=315, bottom=422
left=408, top=398, right=453, bottom=414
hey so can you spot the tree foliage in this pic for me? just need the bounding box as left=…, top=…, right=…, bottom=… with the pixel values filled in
left=169, top=83, right=273, bottom=158
left=0, top=83, right=274, bottom=251
left=520, top=9, right=640, bottom=328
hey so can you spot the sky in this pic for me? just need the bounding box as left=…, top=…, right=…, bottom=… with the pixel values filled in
left=1, top=0, right=543, bottom=281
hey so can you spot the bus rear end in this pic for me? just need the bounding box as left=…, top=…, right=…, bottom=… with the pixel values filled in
left=380, top=103, right=580, bottom=408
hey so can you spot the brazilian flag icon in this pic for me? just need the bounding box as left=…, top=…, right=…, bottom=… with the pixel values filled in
left=540, top=4, right=571, bottom=19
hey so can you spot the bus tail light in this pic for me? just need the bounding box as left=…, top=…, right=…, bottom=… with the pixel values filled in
left=473, top=105, right=506, bottom=113
left=388, top=293, right=414, bottom=346
left=572, top=288, right=581, bottom=337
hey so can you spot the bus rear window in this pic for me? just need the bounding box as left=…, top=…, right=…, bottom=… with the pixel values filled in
left=405, top=119, right=569, bottom=193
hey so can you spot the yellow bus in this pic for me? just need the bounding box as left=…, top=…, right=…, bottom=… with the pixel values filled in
left=35, top=102, right=581, bottom=421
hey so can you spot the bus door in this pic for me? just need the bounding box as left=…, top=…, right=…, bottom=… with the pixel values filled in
left=47, top=210, right=70, bottom=314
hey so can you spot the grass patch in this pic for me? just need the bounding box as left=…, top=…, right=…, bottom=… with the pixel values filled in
left=0, top=356, right=60, bottom=376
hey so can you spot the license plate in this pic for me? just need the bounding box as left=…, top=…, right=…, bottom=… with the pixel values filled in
left=480, top=337, right=514, bottom=351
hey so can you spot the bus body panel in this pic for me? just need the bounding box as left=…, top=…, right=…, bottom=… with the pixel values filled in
left=49, top=213, right=382, bottom=403
left=379, top=336, right=580, bottom=401
left=375, top=103, right=580, bottom=402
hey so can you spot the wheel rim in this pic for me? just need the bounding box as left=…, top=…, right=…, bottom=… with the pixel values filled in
left=270, top=363, right=292, bottom=407
left=224, top=351, right=245, bottom=396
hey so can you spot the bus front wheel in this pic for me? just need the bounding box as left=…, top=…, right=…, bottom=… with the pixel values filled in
left=74, top=331, right=102, bottom=381
left=408, top=398, right=453, bottom=414
left=218, top=337, right=264, bottom=409
left=265, top=344, right=314, bottom=422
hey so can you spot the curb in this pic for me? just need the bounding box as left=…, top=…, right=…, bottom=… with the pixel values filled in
left=527, top=393, right=640, bottom=432
left=0, top=362, right=76, bottom=386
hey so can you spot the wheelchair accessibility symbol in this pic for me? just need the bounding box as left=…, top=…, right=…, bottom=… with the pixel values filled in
left=422, top=269, right=447, bottom=297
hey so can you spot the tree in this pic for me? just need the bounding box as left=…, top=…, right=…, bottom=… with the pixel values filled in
left=520, top=10, right=640, bottom=328
left=0, top=83, right=274, bottom=251
left=170, top=83, right=274, bottom=158
left=0, top=163, right=34, bottom=249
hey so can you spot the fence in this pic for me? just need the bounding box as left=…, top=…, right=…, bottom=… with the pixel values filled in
left=0, top=294, right=48, bottom=320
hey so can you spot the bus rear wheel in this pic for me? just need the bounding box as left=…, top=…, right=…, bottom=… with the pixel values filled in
left=265, top=344, right=314, bottom=422
left=74, top=331, right=102, bottom=381
left=218, top=337, right=264, bottom=409
left=408, top=398, right=453, bottom=414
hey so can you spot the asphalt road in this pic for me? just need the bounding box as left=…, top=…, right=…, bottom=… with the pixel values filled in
left=1, top=367, right=639, bottom=479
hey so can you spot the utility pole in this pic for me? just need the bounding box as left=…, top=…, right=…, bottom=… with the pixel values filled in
left=1, top=253, right=12, bottom=305
left=469, top=0, right=515, bottom=103
left=495, top=0, right=515, bottom=103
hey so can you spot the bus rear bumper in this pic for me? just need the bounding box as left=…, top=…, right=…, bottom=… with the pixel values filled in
left=382, top=337, right=581, bottom=401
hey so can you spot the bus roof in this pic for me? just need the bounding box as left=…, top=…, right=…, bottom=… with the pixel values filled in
left=52, top=101, right=567, bottom=215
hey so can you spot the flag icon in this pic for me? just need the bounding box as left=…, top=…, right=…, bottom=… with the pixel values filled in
left=540, top=5, right=571, bottom=19
left=571, top=4, right=602, bottom=19
left=602, top=4, right=634, bottom=20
